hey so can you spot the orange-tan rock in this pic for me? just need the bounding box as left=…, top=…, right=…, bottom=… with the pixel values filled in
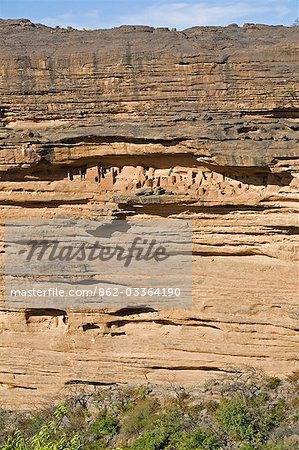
left=0, top=19, right=298, bottom=409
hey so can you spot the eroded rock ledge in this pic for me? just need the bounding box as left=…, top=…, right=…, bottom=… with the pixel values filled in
left=0, top=20, right=298, bottom=409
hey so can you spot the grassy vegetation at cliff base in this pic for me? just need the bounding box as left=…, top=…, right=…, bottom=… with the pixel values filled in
left=1, top=373, right=298, bottom=449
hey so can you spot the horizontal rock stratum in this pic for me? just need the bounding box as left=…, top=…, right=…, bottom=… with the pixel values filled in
left=0, top=19, right=298, bottom=409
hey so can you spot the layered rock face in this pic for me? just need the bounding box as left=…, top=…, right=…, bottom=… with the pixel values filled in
left=0, top=19, right=298, bottom=409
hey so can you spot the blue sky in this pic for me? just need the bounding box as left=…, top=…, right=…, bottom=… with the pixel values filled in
left=1, top=0, right=298, bottom=29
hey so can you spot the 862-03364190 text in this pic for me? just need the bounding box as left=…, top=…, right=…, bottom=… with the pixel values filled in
left=9, top=286, right=182, bottom=298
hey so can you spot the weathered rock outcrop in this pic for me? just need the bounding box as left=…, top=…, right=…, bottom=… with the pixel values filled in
left=0, top=19, right=298, bottom=409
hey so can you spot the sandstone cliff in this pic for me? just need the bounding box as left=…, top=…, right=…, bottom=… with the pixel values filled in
left=0, top=19, right=298, bottom=409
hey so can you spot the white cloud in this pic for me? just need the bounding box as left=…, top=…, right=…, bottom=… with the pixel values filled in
left=119, top=1, right=292, bottom=29
left=41, top=10, right=101, bottom=29
left=38, top=1, right=293, bottom=30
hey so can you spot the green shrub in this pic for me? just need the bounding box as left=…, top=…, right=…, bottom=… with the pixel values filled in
left=170, top=429, right=220, bottom=450
left=215, top=395, right=286, bottom=448
left=129, top=410, right=220, bottom=450
left=130, top=426, right=169, bottom=450
left=265, top=377, right=281, bottom=390
left=89, top=411, right=119, bottom=438
left=85, top=410, right=119, bottom=449
left=128, top=410, right=183, bottom=449
left=216, top=396, right=254, bottom=442
left=121, top=398, right=159, bottom=436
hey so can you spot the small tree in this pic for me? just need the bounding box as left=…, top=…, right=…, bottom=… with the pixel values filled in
left=2, top=405, right=81, bottom=450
